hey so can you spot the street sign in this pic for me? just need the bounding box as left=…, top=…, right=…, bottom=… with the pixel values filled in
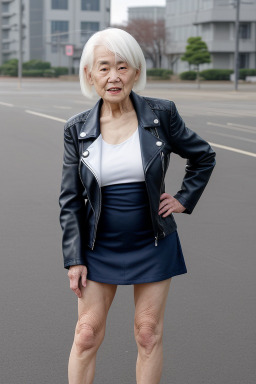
left=65, top=45, right=74, bottom=56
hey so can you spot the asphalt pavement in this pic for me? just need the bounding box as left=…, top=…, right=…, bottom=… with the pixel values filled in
left=0, top=78, right=255, bottom=384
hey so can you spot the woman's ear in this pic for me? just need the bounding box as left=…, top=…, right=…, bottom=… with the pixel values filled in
left=135, top=69, right=141, bottom=82
left=84, top=66, right=94, bottom=85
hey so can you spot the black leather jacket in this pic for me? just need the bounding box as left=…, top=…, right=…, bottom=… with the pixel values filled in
left=59, top=91, right=216, bottom=269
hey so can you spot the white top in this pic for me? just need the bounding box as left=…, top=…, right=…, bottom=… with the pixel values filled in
left=100, top=127, right=145, bottom=187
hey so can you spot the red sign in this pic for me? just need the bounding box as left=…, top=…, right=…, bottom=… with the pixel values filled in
left=65, top=45, right=73, bottom=56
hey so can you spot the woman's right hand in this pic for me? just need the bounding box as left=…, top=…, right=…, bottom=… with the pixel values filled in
left=67, top=265, right=87, bottom=298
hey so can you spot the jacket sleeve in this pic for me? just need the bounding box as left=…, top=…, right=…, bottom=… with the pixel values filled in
left=169, top=102, right=216, bottom=214
left=59, top=125, right=86, bottom=269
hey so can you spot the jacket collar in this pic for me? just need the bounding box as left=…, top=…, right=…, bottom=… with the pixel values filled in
left=78, top=91, right=160, bottom=140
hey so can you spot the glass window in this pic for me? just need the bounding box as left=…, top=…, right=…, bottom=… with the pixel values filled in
left=51, top=20, right=69, bottom=53
left=81, top=21, right=99, bottom=43
left=2, top=3, right=9, bottom=12
left=3, top=43, right=10, bottom=50
left=51, top=0, right=68, bottom=10
left=239, top=53, right=249, bottom=69
left=239, top=23, right=251, bottom=39
left=2, top=30, right=9, bottom=39
left=81, top=0, right=100, bottom=11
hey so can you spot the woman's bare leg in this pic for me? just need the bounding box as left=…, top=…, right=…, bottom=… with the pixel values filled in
left=133, top=278, right=172, bottom=384
left=68, top=280, right=117, bottom=384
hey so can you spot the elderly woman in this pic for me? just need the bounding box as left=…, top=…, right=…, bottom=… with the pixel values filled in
left=59, top=28, right=216, bottom=384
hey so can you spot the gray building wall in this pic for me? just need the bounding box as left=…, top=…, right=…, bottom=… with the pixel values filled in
left=29, top=0, right=44, bottom=61
left=0, top=0, right=110, bottom=70
left=128, top=6, right=165, bottom=23
left=166, top=0, right=256, bottom=73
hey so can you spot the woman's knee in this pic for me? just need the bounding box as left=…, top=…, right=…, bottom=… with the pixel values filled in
left=74, top=312, right=105, bottom=354
left=134, top=315, right=163, bottom=355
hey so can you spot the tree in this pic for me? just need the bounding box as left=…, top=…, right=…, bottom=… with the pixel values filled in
left=181, top=37, right=211, bottom=88
left=123, top=19, right=166, bottom=68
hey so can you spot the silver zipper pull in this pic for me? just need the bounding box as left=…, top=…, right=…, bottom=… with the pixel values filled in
left=155, top=236, right=158, bottom=246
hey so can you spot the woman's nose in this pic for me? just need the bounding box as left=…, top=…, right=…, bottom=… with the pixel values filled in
left=108, top=68, right=120, bottom=82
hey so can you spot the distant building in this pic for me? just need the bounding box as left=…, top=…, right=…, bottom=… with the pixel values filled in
left=128, top=6, right=165, bottom=23
left=165, top=0, right=256, bottom=73
left=0, top=0, right=110, bottom=72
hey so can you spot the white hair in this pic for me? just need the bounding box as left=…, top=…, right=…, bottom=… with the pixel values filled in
left=79, top=28, right=147, bottom=98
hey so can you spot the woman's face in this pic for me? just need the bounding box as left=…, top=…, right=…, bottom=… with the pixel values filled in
left=86, top=45, right=140, bottom=104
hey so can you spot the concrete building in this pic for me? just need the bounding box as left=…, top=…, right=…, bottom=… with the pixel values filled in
left=0, top=0, right=110, bottom=71
left=165, top=0, right=256, bottom=73
left=128, top=6, right=165, bottom=23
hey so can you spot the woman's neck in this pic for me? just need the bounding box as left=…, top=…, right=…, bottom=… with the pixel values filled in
left=101, top=98, right=134, bottom=119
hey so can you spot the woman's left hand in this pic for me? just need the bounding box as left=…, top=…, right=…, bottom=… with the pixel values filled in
left=158, top=193, right=186, bottom=217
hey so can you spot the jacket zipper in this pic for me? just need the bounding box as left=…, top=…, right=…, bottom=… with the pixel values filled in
left=79, top=158, right=102, bottom=250
left=144, top=173, right=158, bottom=246
left=144, top=127, right=163, bottom=247
left=159, top=151, right=166, bottom=239
left=154, top=127, right=166, bottom=246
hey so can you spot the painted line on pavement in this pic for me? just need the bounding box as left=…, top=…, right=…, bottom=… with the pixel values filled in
left=207, top=131, right=256, bottom=144
left=0, top=101, right=14, bottom=107
left=207, top=122, right=256, bottom=134
left=25, top=110, right=66, bottom=123
left=209, top=142, right=256, bottom=158
left=53, top=105, right=72, bottom=110
left=227, top=122, right=256, bottom=130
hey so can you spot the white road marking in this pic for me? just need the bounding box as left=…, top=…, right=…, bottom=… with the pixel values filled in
left=227, top=122, right=256, bottom=130
left=53, top=105, right=72, bottom=109
left=25, top=110, right=66, bottom=123
left=0, top=101, right=14, bottom=107
left=207, top=122, right=256, bottom=134
left=209, top=142, right=256, bottom=158
left=207, top=131, right=256, bottom=144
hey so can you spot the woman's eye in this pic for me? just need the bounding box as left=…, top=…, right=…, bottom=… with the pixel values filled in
left=100, top=68, right=108, bottom=72
left=119, top=66, right=127, bottom=70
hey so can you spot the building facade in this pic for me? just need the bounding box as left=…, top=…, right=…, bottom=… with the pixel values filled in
left=165, top=0, right=256, bottom=73
left=128, top=6, right=165, bottom=23
left=0, top=0, right=110, bottom=71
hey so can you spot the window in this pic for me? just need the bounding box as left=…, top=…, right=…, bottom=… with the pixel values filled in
left=2, top=3, right=10, bottom=12
left=51, top=20, right=69, bottom=53
left=3, top=43, right=10, bottom=50
left=239, top=23, right=251, bottom=39
left=2, top=30, right=9, bottom=39
left=51, top=0, right=68, bottom=10
left=81, top=0, right=100, bottom=11
left=81, top=21, right=99, bottom=43
left=239, top=53, right=249, bottom=69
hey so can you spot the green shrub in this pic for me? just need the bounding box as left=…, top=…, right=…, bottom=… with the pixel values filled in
left=239, top=68, right=256, bottom=80
left=52, top=66, right=69, bottom=76
left=43, top=69, right=57, bottom=77
left=22, top=69, right=45, bottom=77
left=0, top=59, right=18, bottom=76
left=179, top=71, right=197, bottom=80
left=147, top=68, right=173, bottom=79
left=199, top=69, right=233, bottom=80
left=22, top=60, right=51, bottom=70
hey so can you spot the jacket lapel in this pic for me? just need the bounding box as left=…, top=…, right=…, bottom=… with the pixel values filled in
left=130, top=91, right=166, bottom=173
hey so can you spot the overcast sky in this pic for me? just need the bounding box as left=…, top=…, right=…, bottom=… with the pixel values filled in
left=110, top=0, right=166, bottom=25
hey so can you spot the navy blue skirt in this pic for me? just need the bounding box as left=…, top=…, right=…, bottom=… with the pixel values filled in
left=85, top=182, right=187, bottom=285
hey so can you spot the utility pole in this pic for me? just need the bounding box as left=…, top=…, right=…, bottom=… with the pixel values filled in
left=234, top=0, right=241, bottom=91
left=18, top=0, right=23, bottom=89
